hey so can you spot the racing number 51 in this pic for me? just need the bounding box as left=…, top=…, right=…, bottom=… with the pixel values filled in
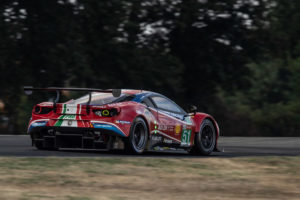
left=181, top=128, right=191, bottom=145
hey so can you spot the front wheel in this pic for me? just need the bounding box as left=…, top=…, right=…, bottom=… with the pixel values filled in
left=124, top=117, right=148, bottom=154
left=191, top=119, right=216, bottom=156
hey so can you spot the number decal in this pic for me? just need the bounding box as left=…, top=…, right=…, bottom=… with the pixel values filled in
left=181, top=126, right=191, bottom=146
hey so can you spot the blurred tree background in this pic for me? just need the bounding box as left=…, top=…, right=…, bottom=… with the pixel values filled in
left=0, top=0, right=299, bottom=136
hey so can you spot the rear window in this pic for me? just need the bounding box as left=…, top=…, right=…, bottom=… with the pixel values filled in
left=70, top=92, right=134, bottom=105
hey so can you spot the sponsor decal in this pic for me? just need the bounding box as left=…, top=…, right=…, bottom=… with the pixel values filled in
left=151, top=135, right=162, bottom=142
left=32, top=122, right=47, bottom=126
left=153, top=146, right=160, bottom=150
left=150, top=130, right=181, bottom=143
left=67, top=120, right=73, bottom=126
left=175, top=124, right=181, bottom=135
left=54, top=104, right=80, bottom=127
left=54, top=114, right=77, bottom=127
left=181, top=125, right=192, bottom=146
left=116, top=120, right=131, bottom=124
left=144, top=110, right=151, bottom=117
left=163, top=138, right=172, bottom=144
left=32, top=121, right=47, bottom=127
left=62, top=104, right=78, bottom=114
left=95, top=124, right=112, bottom=128
left=158, top=124, right=167, bottom=131
left=184, top=116, right=193, bottom=125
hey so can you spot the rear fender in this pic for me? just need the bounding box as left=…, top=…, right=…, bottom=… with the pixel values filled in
left=109, top=102, right=155, bottom=137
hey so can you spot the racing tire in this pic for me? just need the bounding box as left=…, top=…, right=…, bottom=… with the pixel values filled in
left=34, top=140, right=57, bottom=151
left=124, top=117, right=148, bottom=154
left=35, top=141, right=46, bottom=150
left=190, top=119, right=216, bottom=156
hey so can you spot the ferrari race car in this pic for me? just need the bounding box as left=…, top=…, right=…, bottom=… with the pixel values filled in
left=24, top=87, right=220, bottom=155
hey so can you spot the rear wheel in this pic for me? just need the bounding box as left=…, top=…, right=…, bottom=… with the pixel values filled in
left=191, top=119, right=216, bottom=155
left=35, top=140, right=45, bottom=150
left=124, top=117, right=148, bottom=154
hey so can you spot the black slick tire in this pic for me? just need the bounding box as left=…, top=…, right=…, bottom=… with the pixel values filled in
left=35, top=140, right=46, bottom=150
left=124, top=117, right=148, bottom=154
left=191, top=119, right=216, bottom=156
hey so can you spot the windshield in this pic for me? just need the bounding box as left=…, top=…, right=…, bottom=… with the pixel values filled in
left=69, top=92, right=131, bottom=105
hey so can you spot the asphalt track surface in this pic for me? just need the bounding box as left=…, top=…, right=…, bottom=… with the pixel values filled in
left=0, top=135, right=300, bottom=157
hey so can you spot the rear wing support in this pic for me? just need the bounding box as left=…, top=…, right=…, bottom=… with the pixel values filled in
left=24, top=86, right=121, bottom=114
left=54, top=90, right=60, bottom=113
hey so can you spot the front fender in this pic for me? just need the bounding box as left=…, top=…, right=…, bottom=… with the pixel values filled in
left=192, top=113, right=219, bottom=137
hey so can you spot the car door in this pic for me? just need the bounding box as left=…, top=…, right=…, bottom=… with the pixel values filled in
left=140, top=97, right=158, bottom=131
left=150, top=95, right=188, bottom=145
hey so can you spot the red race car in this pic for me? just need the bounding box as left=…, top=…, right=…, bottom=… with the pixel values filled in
left=24, top=87, right=220, bottom=155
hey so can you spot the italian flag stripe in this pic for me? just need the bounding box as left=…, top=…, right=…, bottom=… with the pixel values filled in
left=54, top=104, right=78, bottom=127
left=62, top=104, right=67, bottom=114
left=54, top=114, right=65, bottom=127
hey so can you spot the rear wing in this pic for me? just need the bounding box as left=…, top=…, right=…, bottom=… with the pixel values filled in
left=23, top=86, right=122, bottom=114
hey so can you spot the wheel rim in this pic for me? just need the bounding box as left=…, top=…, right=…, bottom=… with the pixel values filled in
left=132, top=122, right=146, bottom=150
left=201, top=125, right=214, bottom=150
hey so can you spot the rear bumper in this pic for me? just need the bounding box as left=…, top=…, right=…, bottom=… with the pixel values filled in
left=34, top=133, right=108, bottom=149
left=28, top=121, right=127, bottom=137
left=29, top=126, right=117, bottom=149
left=28, top=122, right=127, bottom=149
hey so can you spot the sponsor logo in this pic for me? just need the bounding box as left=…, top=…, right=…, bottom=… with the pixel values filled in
left=61, top=104, right=78, bottom=115
left=175, top=124, right=181, bottom=135
left=184, top=116, right=193, bottom=124
left=63, top=115, right=76, bottom=120
left=32, top=121, right=47, bottom=127
left=54, top=114, right=77, bottom=127
left=163, top=138, right=173, bottom=144
left=115, top=120, right=131, bottom=124
left=97, top=124, right=112, bottom=128
left=158, top=124, right=168, bottom=131
left=152, top=135, right=162, bottom=142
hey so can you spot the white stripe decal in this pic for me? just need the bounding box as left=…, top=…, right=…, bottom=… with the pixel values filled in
left=78, top=105, right=82, bottom=120
left=149, top=107, right=193, bottom=125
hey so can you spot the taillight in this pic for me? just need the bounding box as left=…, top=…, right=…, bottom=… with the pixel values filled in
left=93, top=108, right=119, bottom=117
left=34, top=106, right=41, bottom=114
left=34, top=106, right=53, bottom=114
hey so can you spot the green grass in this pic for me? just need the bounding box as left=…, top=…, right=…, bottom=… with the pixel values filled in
left=0, top=156, right=299, bottom=200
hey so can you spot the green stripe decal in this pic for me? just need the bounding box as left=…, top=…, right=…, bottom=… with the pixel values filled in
left=54, top=105, right=77, bottom=127
left=62, top=104, right=67, bottom=114
left=54, top=115, right=65, bottom=127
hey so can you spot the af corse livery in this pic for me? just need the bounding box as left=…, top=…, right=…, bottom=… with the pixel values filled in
left=25, top=87, right=220, bottom=155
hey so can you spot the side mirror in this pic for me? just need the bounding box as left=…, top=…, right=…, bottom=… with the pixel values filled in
left=24, top=86, right=33, bottom=95
left=189, top=105, right=197, bottom=115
